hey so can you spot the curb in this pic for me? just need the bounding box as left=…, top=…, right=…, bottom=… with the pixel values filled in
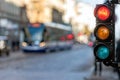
left=0, top=51, right=26, bottom=63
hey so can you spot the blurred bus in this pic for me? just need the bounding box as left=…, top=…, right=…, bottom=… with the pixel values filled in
left=20, top=23, right=73, bottom=53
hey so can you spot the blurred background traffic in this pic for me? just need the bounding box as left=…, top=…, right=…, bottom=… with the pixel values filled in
left=0, top=0, right=97, bottom=51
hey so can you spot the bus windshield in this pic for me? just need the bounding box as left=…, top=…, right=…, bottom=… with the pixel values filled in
left=28, top=24, right=45, bottom=42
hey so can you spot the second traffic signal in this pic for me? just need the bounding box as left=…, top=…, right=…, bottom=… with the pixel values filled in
left=94, top=3, right=115, bottom=65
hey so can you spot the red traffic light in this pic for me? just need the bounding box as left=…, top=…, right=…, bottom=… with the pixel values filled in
left=94, top=5, right=111, bottom=21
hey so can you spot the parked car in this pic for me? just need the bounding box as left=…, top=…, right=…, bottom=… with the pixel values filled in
left=0, top=36, right=10, bottom=56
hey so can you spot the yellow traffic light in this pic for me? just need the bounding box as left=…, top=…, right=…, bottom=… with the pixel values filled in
left=96, top=26, right=110, bottom=40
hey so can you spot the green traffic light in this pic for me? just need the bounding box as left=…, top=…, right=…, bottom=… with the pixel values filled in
left=96, top=46, right=109, bottom=59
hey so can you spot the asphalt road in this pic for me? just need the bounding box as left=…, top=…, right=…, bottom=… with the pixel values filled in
left=0, top=45, right=118, bottom=80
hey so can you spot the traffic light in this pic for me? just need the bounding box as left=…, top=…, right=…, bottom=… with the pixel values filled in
left=94, top=3, right=115, bottom=66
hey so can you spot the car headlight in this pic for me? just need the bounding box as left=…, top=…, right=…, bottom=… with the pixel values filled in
left=39, top=42, right=46, bottom=47
left=22, top=42, right=27, bottom=47
left=0, top=40, right=5, bottom=49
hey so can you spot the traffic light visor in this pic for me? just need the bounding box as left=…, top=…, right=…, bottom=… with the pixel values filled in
left=96, top=45, right=110, bottom=60
left=95, top=5, right=111, bottom=21
left=96, top=25, right=110, bottom=40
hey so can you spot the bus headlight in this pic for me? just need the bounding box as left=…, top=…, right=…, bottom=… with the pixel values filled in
left=39, top=42, right=46, bottom=47
left=0, top=40, right=5, bottom=49
left=22, top=42, right=27, bottom=47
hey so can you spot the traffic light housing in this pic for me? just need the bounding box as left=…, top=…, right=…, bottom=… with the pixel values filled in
left=94, top=3, right=115, bottom=66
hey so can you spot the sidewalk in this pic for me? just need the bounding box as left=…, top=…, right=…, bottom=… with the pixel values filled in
left=85, top=65, right=118, bottom=80
left=0, top=51, right=26, bottom=63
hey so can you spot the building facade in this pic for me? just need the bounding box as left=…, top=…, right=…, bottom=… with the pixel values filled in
left=0, top=0, right=28, bottom=49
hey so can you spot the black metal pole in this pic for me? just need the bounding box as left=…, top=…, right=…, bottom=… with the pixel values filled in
left=111, top=0, right=119, bottom=3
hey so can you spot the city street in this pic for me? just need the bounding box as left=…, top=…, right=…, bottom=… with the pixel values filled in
left=0, top=45, right=118, bottom=80
left=0, top=0, right=119, bottom=80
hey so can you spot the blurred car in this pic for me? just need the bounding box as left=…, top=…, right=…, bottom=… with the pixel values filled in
left=88, top=33, right=95, bottom=47
left=88, top=41, right=94, bottom=47
left=0, top=36, right=10, bottom=56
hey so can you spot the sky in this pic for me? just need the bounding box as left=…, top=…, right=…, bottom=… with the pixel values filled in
left=77, top=0, right=105, bottom=7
